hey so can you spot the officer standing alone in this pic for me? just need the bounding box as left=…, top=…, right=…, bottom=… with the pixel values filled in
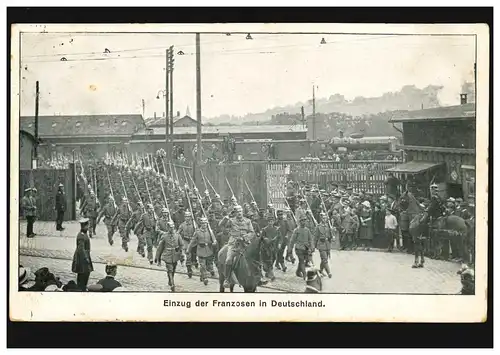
left=55, top=183, right=66, bottom=231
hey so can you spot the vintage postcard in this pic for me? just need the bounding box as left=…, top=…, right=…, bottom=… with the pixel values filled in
left=9, top=23, right=489, bottom=322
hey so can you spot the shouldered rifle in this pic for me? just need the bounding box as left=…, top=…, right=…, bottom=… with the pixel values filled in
left=279, top=190, right=297, bottom=225
left=118, top=172, right=132, bottom=213
left=225, top=176, right=236, bottom=204
left=144, top=177, right=158, bottom=222
left=299, top=185, right=318, bottom=226
left=187, top=171, right=216, bottom=244
left=202, top=170, right=224, bottom=206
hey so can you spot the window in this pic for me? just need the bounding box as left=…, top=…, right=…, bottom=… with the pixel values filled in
left=99, top=122, right=105, bottom=127
left=28, top=123, right=33, bottom=128
left=75, top=121, right=81, bottom=127
left=51, top=123, right=57, bottom=127
left=121, top=121, right=128, bottom=126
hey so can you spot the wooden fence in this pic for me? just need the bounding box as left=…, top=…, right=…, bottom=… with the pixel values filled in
left=200, top=160, right=398, bottom=209
left=20, top=165, right=76, bottom=221
left=267, top=160, right=399, bottom=209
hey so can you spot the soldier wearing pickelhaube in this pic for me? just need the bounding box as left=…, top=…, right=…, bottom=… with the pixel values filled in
left=172, top=199, right=185, bottom=229
left=178, top=211, right=196, bottom=278
left=188, top=217, right=217, bottom=285
left=157, top=207, right=170, bottom=232
left=127, top=201, right=145, bottom=257
left=82, top=189, right=100, bottom=239
left=117, top=197, right=132, bottom=252
left=261, top=213, right=280, bottom=281
left=289, top=215, right=314, bottom=279
left=97, top=195, right=117, bottom=246
left=141, top=203, right=157, bottom=264
left=155, top=220, right=184, bottom=292
left=314, top=212, right=333, bottom=278
left=275, top=209, right=291, bottom=271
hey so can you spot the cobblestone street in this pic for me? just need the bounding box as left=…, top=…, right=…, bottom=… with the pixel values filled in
left=18, top=221, right=463, bottom=294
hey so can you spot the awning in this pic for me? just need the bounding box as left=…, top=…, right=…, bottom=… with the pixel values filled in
left=386, top=161, right=444, bottom=174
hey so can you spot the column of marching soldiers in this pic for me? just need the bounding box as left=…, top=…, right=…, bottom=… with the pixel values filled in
left=76, top=149, right=338, bottom=292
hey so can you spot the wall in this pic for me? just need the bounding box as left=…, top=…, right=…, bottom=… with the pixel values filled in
left=19, top=165, right=76, bottom=221
left=20, top=132, right=34, bottom=170
left=403, top=120, right=476, bottom=149
left=406, top=150, right=475, bottom=185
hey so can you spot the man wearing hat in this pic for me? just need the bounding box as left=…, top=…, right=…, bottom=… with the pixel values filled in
left=289, top=215, right=314, bottom=279
left=155, top=220, right=184, bottom=292
left=314, top=212, right=333, bottom=278
left=72, top=217, right=94, bottom=291
left=141, top=203, right=157, bottom=264
left=96, top=262, right=122, bottom=292
left=304, top=267, right=322, bottom=293
left=275, top=209, right=291, bottom=271
left=178, top=211, right=196, bottom=278
left=55, top=183, right=67, bottom=231
left=261, top=213, right=281, bottom=280
left=97, top=195, right=117, bottom=246
left=222, top=204, right=261, bottom=288
left=82, top=190, right=100, bottom=239
left=125, top=201, right=144, bottom=255
left=188, top=217, right=217, bottom=285
left=117, top=197, right=132, bottom=252
left=21, top=187, right=37, bottom=238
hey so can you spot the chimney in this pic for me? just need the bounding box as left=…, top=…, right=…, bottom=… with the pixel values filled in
left=163, top=112, right=166, bottom=117
left=460, top=94, right=467, bottom=105
left=177, top=111, right=180, bottom=117
left=154, top=112, right=156, bottom=119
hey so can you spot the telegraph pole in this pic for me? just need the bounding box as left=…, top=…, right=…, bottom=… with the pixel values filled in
left=195, top=33, right=202, bottom=184
left=312, top=85, right=316, bottom=140
left=33, top=81, right=39, bottom=169
left=165, top=48, right=170, bottom=160
left=169, top=46, right=174, bottom=137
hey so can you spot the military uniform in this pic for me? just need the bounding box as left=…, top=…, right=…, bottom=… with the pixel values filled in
left=98, top=200, right=117, bottom=245
left=117, top=201, right=131, bottom=251
left=55, top=187, right=66, bottom=231
left=261, top=220, right=280, bottom=280
left=141, top=210, right=157, bottom=263
left=314, top=222, right=333, bottom=277
left=289, top=224, right=314, bottom=278
left=275, top=214, right=292, bottom=270
left=155, top=228, right=184, bottom=291
left=223, top=213, right=255, bottom=287
left=82, top=195, right=100, bottom=238
left=178, top=218, right=196, bottom=276
left=125, top=206, right=144, bottom=253
left=71, top=222, right=93, bottom=291
left=21, top=191, right=37, bottom=237
left=188, top=226, right=215, bottom=284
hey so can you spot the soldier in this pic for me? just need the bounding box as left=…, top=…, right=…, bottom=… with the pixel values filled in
left=289, top=215, right=314, bottom=279
left=97, top=195, right=117, bottom=246
left=21, top=187, right=37, bottom=238
left=248, top=211, right=261, bottom=237
left=141, top=204, right=157, bottom=264
left=155, top=220, right=184, bottom=292
left=314, top=212, right=333, bottom=278
left=55, top=183, right=66, bottom=231
left=172, top=199, right=185, bottom=229
left=275, top=209, right=291, bottom=272
left=157, top=207, right=170, bottom=233
left=126, top=201, right=145, bottom=256
left=222, top=205, right=266, bottom=288
left=117, top=197, right=132, bottom=252
left=284, top=207, right=297, bottom=263
left=82, top=190, right=100, bottom=239
left=178, top=211, right=196, bottom=278
left=261, top=213, right=281, bottom=281
left=188, top=217, right=217, bottom=285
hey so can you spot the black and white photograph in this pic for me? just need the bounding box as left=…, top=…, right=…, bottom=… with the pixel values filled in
left=10, top=22, right=489, bottom=322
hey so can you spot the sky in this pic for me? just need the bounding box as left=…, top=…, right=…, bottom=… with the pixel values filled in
left=19, top=32, right=476, bottom=119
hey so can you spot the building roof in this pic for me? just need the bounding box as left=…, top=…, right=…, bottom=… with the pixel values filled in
left=147, top=115, right=197, bottom=127
left=20, top=114, right=145, bottom=137
left=136, top=124, right=308, bottom=136
left=389, top=103, right=476, bottom=123
left=386, top=161, right=445, bottom=174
